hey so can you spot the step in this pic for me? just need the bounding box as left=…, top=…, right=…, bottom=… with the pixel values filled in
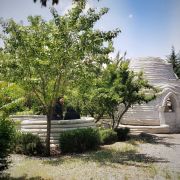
left=119, top=124, right=170, bottom=134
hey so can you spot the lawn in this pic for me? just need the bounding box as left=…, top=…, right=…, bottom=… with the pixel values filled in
left=1, top=139, right=180, bottom=180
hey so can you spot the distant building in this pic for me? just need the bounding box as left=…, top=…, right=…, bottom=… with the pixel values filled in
left=120, top=57, right=180, bottom=133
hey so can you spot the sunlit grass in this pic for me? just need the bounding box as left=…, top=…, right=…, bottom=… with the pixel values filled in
left=2, top=142, right=180, bottom=180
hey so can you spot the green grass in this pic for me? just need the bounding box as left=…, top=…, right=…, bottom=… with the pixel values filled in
left=1, top=142, right=180, bottom=180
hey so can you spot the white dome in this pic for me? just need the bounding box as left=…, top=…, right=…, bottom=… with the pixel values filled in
left=129, top=57, right=178, bottom=85
left=120, top=57, right=180, bottom=133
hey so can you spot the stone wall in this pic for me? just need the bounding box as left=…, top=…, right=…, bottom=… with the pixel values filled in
left=11, top=115, right=96, bottom=146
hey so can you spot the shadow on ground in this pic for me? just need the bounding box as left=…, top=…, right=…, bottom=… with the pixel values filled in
left=44, top=133, right=174, bottom=167
left=129, top=133, right=178, bottom=147
left=44, top=145, right=168, bottom=168
left=0, top=173, right=46, bottom=180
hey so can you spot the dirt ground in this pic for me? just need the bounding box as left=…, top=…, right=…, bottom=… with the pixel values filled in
left=1, top=133, right=180, bottom=180
left=138, top=133, right=180, bottom=172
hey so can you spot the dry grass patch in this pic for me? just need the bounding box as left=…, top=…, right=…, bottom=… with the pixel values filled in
left=2, top=141, right=179, bottom=180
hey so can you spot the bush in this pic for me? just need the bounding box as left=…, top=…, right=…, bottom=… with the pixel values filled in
left=59, top=128, right=100, bottom=153
left=99, top=129, right=118, bottom=145
left=0, top=117, right=16, bottom=172
left=115, top=127, right=130, bottom=141
left=14, top=132, right=45, bottom=156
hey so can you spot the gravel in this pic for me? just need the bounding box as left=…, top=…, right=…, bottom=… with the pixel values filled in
left=138, top=134, right=180, bottom=172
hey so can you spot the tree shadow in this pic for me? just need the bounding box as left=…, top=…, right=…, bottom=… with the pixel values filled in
left=129, top=133, right=178, bottom=147
left=0, top=173, right=47, bottom=180
left=78, top=147, right=168, bottom=167
left=43, top=156, right=65, bottom=166
left=43, top=146, right=168, bottom=168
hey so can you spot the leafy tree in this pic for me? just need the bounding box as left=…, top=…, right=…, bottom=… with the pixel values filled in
left=0, top=116, right=16, bottom=172
left=34, top=0, right=59, bottom=6
left=100, top=58, right=157, bottom=129
left=66, top=62, right=107, bottom=121
left=167, top=46, right=180, bottom=78
left=33, top=0, right=99, bottom=7
left=0, top=0, right=119, bottom=155
left=67, top=54, right=157, bottom=129
left=0, top=81, right=25, bottom=116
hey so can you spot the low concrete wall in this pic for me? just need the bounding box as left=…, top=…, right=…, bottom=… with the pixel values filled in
left=11, top=115, right=96, bottom=146
left=119, top=124, right=170, bottom=134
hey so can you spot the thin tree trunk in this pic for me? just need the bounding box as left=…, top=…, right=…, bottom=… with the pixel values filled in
left=45, top=106, right=53, bottom=156
left=111, top=113, right=115, bottom=129
left=115, top=105, right=130, bottom=129
left=95, top=112, right=104, bottom=123
left=95, top=117, right=101, bottom=123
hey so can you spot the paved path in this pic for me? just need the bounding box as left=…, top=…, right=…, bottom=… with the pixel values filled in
left=138, top=134, right=180, bottom=172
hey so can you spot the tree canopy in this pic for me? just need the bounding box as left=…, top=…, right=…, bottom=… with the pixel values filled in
left=67, top=53, right=157, bottom=129
left=33, top=0, right=98, bottom=7
left=34, top=0, right=59, bottom=6
left=100, top=57, right=157, bottom=128
left=0, top=81, right=25, bottom=116
left=167, top=46, right=180, bottom=78
left=0, top=0, right=119, bottom=155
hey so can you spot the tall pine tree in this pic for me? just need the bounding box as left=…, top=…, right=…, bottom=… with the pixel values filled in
left=168, top=46, right=180, bottom=78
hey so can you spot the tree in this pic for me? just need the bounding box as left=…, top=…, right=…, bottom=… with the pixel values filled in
left=167, top=46, right=180, bottom=78
left=67, top=53, right=157, bottom=129
left=0, top=0, right=119, bottom=155
left=101, top=58, right=157, bottom=129
left=0, top=116, right=16, bottom=172
left=79, top=56, right=157, bottom=128
left=66, top=58, right=107, bottom=121
left=0, top=81, right=25, bottom=116
left=34, top=0, right=59, bottom=6
left=33, top=0, right=99, bottom=7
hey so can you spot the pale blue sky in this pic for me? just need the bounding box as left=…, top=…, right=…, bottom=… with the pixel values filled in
left=0, top=0, right=180, bottom=58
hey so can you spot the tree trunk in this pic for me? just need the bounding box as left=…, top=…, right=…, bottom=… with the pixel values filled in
left=45, top=107, right=53, bottom=156
left=111, top=113, right=115, bottom=129
left=95, top=112, right=104, bottom=123
left=115, top=105, right=130, bottom=129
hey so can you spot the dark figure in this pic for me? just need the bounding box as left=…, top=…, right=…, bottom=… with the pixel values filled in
left=51, top=97, right=64, bottom=120
left=64, top=106, right=80, bottom=120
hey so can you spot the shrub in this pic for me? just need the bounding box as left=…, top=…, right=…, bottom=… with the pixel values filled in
left=59, top=128, right=100, bottom=153
left=0, top=117, right=16, bottom=172
left=14, top=132, right=45, bottom=156
left=115, top=127, right=130, bottom=141
left=99, top=129, right=117, bottom=145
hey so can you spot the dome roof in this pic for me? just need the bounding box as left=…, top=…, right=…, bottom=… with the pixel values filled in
left=129, top=57, right=178, bottom=85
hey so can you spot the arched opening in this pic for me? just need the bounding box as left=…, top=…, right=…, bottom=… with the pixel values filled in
left=160, top=92, right=180, bottom=132
left=164, top=97, right=174, bottom=112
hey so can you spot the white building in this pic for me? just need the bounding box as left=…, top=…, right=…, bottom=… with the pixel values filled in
left=120, top=57, right=180, bottom=133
